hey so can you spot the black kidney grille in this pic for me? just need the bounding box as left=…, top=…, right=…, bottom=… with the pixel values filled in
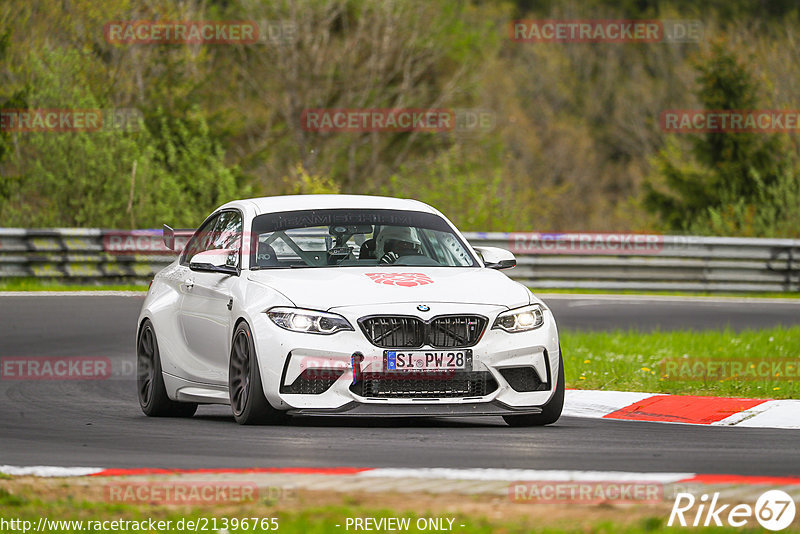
left=361, top=316, right=425, bottom=348
left=429, top=316, right=485, bottom=348
left=360, top=315, right=486, bottom=348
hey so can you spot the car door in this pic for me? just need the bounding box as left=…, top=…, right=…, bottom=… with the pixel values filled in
left=177, top=210, right=243, bottom=385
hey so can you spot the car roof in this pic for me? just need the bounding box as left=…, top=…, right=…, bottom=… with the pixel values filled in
left=219, top=194, right=439, bottom=216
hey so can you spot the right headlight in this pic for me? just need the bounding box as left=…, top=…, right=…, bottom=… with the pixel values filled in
left=267, top=307, right=353, bottom=335
left=492, top=304, right=545, bottom=333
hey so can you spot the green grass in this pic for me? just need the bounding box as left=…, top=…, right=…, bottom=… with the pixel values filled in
left=0, top=277, right=147, bottom=291
left=562, top=326, right=800, bottom=399
left=532, top=287, right=800, bottom=299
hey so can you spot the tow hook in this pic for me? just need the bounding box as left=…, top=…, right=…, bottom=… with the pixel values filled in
left=351, top=352, right=364, bottom=385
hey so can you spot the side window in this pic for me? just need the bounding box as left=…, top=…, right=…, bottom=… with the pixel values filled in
left=180, top=214, right=221, bottom=266
left=180, top=211, right=243, bottom=267
left=210, top=211, right=243, bottom=266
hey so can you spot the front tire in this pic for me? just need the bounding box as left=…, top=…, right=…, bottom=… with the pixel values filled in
left=229, top=321, right=286, bottom=425
left=503, top=347, right=564, bottom=427
left=137, top=319, right=198, bottom=418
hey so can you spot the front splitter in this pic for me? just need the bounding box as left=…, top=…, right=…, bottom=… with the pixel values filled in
left=285, top=400, right=542, bottom=417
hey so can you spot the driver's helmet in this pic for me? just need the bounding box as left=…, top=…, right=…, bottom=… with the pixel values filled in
left=375, top=226, right=421, bottom=258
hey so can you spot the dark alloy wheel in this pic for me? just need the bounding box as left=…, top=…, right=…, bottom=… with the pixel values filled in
left=228, top=321, right=286, bottom=425
left=229, top=328, right=252, bottom=417
left=137, top=319, right=198, bottom=418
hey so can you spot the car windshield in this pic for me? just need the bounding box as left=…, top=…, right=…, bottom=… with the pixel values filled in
left=249, top=208, right=477, bottom=269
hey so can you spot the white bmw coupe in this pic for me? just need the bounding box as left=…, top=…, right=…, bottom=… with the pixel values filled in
left=137, top=195, right=563, bottom=426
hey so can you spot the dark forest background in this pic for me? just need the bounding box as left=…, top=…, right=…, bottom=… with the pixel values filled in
left=1, top=0, right=798, bottom=236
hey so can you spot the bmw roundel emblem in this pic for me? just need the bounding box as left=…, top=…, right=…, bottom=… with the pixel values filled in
left=417, top=304, right=430, bottom=312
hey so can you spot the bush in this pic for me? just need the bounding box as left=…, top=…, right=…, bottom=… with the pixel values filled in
left=0, top=49, right=242, bottom=228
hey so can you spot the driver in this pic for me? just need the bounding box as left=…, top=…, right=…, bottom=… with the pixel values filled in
left=376, top=226, right=423, bottom=264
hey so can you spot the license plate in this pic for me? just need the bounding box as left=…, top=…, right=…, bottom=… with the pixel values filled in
left=384, top=350, right=472, bottom=371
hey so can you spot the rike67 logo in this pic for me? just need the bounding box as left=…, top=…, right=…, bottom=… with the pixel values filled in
left=669, top=490, right=796, bottom=531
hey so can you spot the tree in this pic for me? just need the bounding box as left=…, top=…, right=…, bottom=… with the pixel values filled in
left=644, top=40, right=790, bottom=234
left=0, top=48, right=241, bottom=228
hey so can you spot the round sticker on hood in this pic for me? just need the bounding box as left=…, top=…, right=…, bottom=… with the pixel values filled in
left=365, top=272, right=434, bottom=287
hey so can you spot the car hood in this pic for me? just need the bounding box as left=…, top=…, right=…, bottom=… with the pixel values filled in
left=247, top=267, right=531, bottom=310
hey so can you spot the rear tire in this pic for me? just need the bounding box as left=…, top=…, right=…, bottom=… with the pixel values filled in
left=229, top=321, right=286, bottom=425
left=503, top=347, right=564, bottom=427
left=137, top=319, right=198, bottom=418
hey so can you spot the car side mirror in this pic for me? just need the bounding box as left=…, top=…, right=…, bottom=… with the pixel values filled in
left=474, top=246, right=516, bottom=270
left=189, top=249, right=240, bottom=276
left=163, top=224, right=175, bottom=250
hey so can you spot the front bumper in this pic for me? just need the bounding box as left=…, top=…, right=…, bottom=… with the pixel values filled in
left=253, top=302, right=560, bottom=415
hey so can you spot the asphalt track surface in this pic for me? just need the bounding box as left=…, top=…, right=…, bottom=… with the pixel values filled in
left=1, top=293, right=799, bottom=475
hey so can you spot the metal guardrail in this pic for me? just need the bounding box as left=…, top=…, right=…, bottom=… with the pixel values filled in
left=0, top=228, right=798, bottom=293
left=0, top=229, right=173, bottom=281
left=468, top=232, right=800, bottom=293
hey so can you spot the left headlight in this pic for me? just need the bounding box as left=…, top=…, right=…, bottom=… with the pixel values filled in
left=492, top=304, right=545, bottom=333
left=267, top=307, right=354, bottom=335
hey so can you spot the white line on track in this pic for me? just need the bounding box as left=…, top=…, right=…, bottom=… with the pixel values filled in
left=359, top=468, right=694, bottom=484
left=0, top=465, right=103, bottom=477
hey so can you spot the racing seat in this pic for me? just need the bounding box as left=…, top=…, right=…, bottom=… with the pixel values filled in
left=256, top=242, right=279, bottom=267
